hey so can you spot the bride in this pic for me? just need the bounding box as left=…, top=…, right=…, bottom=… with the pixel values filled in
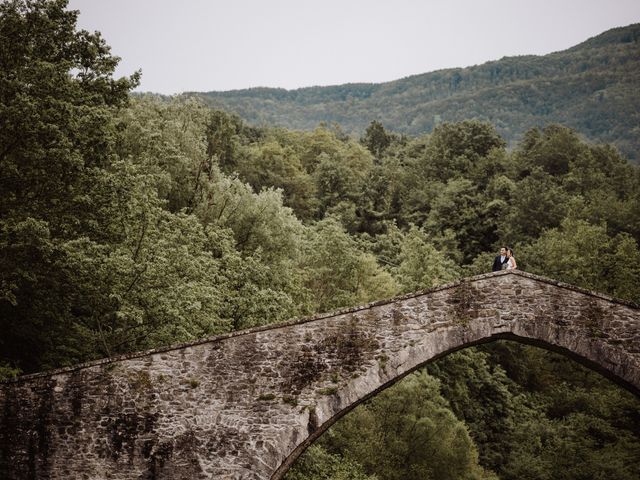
left=505, top=248, right=517, bottom=270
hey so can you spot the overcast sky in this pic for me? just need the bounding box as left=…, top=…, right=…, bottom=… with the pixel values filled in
left=67, top=0, right=640, bottom=94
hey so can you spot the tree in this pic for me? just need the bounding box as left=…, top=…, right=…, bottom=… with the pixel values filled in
left=420, top=121, right=506, bottom=182
left=115, top=96, right=212, bottom=213
left=298, top=126, right=345, bottom=174
left=0, top=0, right=139, bottom=372
left=519, top=218, right=640, bottom=302
left=427, top=349, right=521, bottom=472
left=298, top=218, right=397, bottom=313
left=49, top=179, right=233, bottom=360
left=205, top=108, right=244, bottom=171
left=312, top=143, right=373, bottom=219
left=0, top=2, right=306, bottom=374
left=318, top=371, right=497, bottom=480
left=362, top=120, right=391, bottom=157
left=391, top=225, right=461, bottom=292
left=475, top=342, right=640, bottom=480
left=563, top=143, right=640, bottom=242
left=516, top=125, right=584, bottom=177
left=285, top=445, right=376, bottom=480
left=0, top=0, right=139, bottom=236
left=236, top=140, right=317, bottom=221
left=425, top=178, right=495, bottom=262
left=500, top=168, right=571, bottom=244
left=354, top=160, right=403, bottom=235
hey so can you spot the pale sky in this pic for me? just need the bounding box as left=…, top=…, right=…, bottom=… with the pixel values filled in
left=67, top=0, right=640, bottom=94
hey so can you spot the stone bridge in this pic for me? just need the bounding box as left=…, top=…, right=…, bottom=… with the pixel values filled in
left=1, top=271, right=639, bottom=479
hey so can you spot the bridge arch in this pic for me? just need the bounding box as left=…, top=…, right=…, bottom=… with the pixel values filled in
left=273, top=333, right=637, bottom=480
left=1, top=271, right=639, bottom=480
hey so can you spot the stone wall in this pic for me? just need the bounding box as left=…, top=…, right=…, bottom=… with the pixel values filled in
left=1, top=271, right=639, bottom=479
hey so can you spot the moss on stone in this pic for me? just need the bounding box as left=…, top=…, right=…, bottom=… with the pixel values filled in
left=377, top=353, right=389, bottom=371
left=318, top=386, right=338, bottom=395
left=257, top=393, right=276, bottom=401
left=449, top=280, right=481, bottom=327
left=282, top=395, right=298, bottom=406
left=129, top=370, right=153, bottom=393
left=188, top=378, right=200, bottom=389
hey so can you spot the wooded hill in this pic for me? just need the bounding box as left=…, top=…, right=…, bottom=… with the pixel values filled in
left=189, top=23, right=640, bottom=162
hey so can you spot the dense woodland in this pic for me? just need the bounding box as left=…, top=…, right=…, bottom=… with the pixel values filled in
left=192, top=23, right=640, bottom=163
left=1, top=1, right=639, bottom=479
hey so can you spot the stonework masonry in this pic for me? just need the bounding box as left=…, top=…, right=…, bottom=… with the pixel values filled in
left=1, top=271, right=639, bottom=479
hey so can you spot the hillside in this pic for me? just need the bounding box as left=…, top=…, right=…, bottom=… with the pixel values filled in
left=188, top=23, right=640, bottom=161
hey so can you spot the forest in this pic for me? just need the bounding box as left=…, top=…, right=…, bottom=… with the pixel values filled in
left=193, top=23, right=640, bottom=163
left=1, top=1, right=639, bottom=479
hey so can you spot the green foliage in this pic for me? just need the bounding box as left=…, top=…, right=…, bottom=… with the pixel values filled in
left=0, top=0, right=137, bottom=371
left=362, top=120, right=392, bottom=157
left=236, top=140, right=317, bottom=220
left=192, top=24, right=640, bottom=163
left=390, top=225, right=461, bottom=292
left=115, top=96, right=211, bottom=212
left=425, top=344, right=640, bottom=480
left=0, top=363, right=21, bottom=381
left=424, top=178, right=485, bottom=262
left=58, top=187, right=232, bottom=357
left=0, top=0, right=139, bottom=236
left=299, top=218, right=398, bottom=313
left=427, top=348, right=522, bottom=471
left=195, top=167, right=302, bottom=262
left=520, top=219, right=640, bottom=302
left=288, top=371, right=496, bottom=480
left=205, top=108, right=246, bottom=170
left=313, top=142, right=373, bottom=219
left=470, top=342, right=640, bottom=480
left=421, top=121, right=506, bottom=182
left=502, top=167, right=572, bottom=243
left=503, top=412, right=640, bottom=480
left=354, top=161, right=404, bottom=235
left=286, top=444, right=377, bottom=480
left=0, top=1, right=304, bottom=371
left=289, top=344, right=640, bottom=480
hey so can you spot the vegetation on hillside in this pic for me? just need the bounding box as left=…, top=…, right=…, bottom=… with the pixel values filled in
left=1, top=1, right=639, bottom=478
left=190, top=23, right=640, bottom=162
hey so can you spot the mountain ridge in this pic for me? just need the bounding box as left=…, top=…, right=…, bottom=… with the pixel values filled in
left=185, top=23, right=640, bottom=161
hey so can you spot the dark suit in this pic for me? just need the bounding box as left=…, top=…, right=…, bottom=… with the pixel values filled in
left=492, top=255, right=508, bottom=272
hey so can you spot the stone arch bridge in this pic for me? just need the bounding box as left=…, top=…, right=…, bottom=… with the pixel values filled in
left=1, top=271, right=639, bottom=479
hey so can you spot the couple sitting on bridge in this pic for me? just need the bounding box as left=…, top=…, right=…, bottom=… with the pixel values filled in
left=492, top=246, right=517, bottom=271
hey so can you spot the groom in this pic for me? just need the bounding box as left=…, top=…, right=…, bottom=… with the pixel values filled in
left=492, top=246, right=509, bottom=272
